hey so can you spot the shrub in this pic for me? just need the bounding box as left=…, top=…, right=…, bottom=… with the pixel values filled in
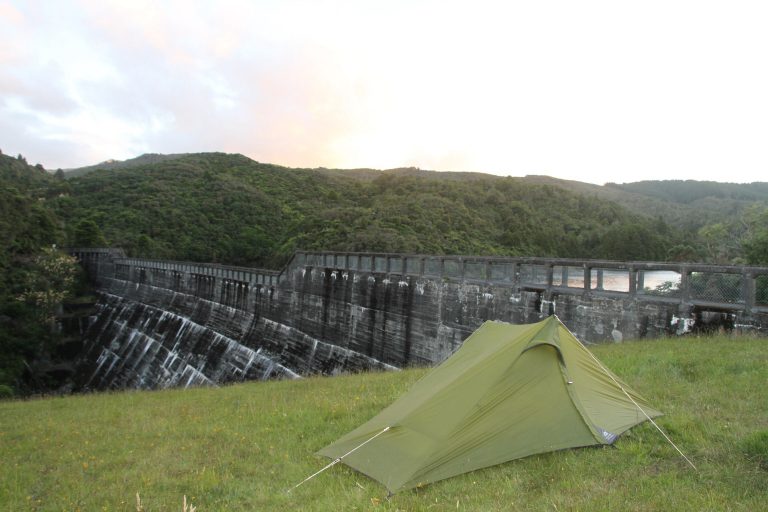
left=0, top=384, right=14, bottom=399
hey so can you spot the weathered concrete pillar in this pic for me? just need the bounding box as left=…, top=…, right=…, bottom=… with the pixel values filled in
left=629, top=268, right=638, bottom=295
left=744, top=270, right=755, bottom=314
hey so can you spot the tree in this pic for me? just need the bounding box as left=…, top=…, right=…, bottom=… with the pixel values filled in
left=597, top=222, right=668, bottom=261
left=698, top=222, right=740, bottom=264
left=0, top=248, right=81, bottom=393
left=741, top=206, right=768, bottom=265
left=72, top=218, right=107, bottom=247
left=667, top=244, right=698, bottom=262
left=16, top=247, right=79, bottom=328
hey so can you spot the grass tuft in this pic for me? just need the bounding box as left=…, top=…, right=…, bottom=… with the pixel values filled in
left=740, top=430, right=768, bottom=471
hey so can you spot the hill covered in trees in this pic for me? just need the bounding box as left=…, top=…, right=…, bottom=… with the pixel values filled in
left=6, top=149, right=766, bottom=269
left=603, top=180, right=768, bottom=263
left=53, top=152, right=685, bottom=267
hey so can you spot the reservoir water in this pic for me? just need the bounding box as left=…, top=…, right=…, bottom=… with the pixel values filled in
left=555, top=269, right=681, bottom=293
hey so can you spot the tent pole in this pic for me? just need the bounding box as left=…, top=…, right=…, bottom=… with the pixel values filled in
left=287, top=426, right=391, bottom=493
left=556, top=316, right=697, bottom=471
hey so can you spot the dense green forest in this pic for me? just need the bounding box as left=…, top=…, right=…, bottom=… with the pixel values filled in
left=0, top=153, right=82, bottom=396
left=1, top=149, right=768, bottom=394
left=50, top=152, right=697, bottom=267
left=53, top=152, right=768, bottom=267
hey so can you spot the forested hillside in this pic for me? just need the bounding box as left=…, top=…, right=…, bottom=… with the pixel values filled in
left=53, top=152, right=684, bottom=267
left=6, top=149, right=766, bottom=269
left=606, top=180, right=768, bottom=263
left=602, top=179, right=768, bottom=235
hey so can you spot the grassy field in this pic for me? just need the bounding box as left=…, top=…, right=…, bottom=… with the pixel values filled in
left=1, top=335, right=766, bottom=511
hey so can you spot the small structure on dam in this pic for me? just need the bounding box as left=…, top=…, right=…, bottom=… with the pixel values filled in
left=69, top=248, right=768, bottom=391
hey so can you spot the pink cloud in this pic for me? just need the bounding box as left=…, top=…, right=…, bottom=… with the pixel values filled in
left=0, top=1, right=23, bottom=24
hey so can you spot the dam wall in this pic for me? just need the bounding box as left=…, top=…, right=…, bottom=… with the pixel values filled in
left=69, top=249, right=768, bottom=390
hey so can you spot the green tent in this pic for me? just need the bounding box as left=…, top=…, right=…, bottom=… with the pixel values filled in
left=318, top=316, right=662, bottom=493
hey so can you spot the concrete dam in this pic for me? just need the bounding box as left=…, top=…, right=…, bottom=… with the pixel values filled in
left=71, top=249, right=768, bottom=391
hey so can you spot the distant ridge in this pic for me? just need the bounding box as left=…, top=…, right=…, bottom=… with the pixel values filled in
left=63, top=153, right=189, bottom=177
left=611, top=179, right=768, bottom=204
left=312, top=166, right=498, bottom=182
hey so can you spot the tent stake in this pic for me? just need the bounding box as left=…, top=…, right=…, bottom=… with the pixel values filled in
left=287, top=426, right=391, bottom=493
left=557, top=316, right=697, bottom=471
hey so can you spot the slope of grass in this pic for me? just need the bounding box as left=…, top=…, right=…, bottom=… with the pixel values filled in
left=1, top=335, right=766, bottom=511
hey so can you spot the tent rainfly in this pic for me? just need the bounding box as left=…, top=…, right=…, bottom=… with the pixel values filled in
left=317, top=316, right=663, bottom=493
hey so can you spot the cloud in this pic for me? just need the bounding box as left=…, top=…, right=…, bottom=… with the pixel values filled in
left=2, top=0, right=768, bottom=183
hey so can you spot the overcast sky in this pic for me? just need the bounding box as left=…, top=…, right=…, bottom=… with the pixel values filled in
left=2, top=1, right=767, bottom=184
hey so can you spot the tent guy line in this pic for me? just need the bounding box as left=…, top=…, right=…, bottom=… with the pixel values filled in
left=560, top=319, right=698, bottom=471
left=287, top=426, right=391, bottom=493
